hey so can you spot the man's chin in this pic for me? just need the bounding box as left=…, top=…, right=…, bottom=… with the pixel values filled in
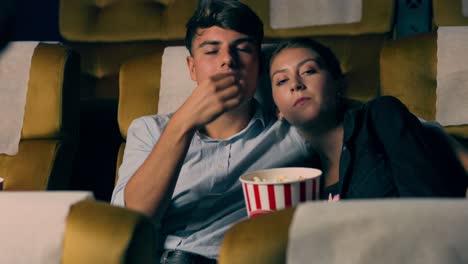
left=222, top=96, right=254, bottom=116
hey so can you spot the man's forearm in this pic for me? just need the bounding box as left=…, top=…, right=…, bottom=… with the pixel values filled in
left=124, top=116, right=196, bottom=217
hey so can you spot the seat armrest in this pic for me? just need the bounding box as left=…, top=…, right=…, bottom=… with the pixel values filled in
left=62, top=200, right=156, bottom=264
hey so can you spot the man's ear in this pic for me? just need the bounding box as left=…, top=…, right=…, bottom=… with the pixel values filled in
left=186, top=56, right=197, bottom=82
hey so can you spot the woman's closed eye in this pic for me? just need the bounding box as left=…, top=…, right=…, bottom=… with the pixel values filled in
left=275, top=78, right=289, bottom=86
left=301, top=68, right=317, bottom=76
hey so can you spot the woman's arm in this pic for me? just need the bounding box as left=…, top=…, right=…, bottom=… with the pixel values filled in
left=368, top=96, right=467, bottom=197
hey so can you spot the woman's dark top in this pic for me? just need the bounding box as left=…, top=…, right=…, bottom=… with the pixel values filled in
left=332, top=96, right=467, bottom=199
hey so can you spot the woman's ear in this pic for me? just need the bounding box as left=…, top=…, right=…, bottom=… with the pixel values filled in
left=277, top=110, right=285, bottom=121
left=336, top=74, right=347, bottom=96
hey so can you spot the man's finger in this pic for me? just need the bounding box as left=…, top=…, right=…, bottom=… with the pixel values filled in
left=210, top=72, right=237, bottom=82
left=212, top=75, right=238, bottom=91
left=218, top=83, right=240, bottom=101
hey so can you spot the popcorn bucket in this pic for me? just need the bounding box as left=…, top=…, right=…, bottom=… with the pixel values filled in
left=239, top=167, right=322, bottom=218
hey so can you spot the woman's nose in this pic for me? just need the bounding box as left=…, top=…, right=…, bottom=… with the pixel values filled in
left=290, top=80, right=305, bottom=92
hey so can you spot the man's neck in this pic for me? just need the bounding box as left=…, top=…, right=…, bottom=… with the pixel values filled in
left=201, top=101, right=254, bottom=140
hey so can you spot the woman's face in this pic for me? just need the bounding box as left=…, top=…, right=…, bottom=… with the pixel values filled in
left=270, top=47, right=339, bottom=127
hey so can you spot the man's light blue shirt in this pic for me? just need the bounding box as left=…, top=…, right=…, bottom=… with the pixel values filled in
left=111, top=102, right=312, bottom=259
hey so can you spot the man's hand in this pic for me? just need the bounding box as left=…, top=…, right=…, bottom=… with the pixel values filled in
left=174, top=72, right=245, bottom=129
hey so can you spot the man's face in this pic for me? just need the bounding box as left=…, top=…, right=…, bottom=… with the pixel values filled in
left=187, top=26, right=260, bottom=100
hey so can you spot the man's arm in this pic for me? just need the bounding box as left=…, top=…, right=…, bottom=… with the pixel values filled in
left=123, top=73, right=243, bottom=218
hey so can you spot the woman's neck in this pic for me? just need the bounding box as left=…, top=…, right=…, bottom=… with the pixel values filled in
left=299, top=120, right=344, bottom=187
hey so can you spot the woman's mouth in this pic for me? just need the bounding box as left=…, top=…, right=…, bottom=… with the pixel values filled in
left=294, top=97, right=311, bottom=107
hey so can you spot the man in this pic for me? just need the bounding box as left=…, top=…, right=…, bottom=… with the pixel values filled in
left=111, top=0, right=311, bottom=262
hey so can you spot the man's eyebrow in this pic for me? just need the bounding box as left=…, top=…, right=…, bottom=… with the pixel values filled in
left=198, top=41, right=221, bottom=49
left=231, top=37, right=256, bottom=46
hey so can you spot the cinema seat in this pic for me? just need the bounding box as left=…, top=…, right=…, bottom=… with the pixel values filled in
left=0, top=42, right=79, bottom=190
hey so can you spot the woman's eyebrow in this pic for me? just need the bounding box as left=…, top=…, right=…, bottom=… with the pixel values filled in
left=271, top=68, right=287, bottom=79
left=297, top=58, right=320, bottom=68
left=271, top=57, right=320, bottom=78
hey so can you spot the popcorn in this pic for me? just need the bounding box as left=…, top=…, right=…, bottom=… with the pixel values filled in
left=252, top=175, right=306, bottom=183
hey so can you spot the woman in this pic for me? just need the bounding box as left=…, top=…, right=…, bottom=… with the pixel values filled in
left=269, top=37, right=467, bottom=199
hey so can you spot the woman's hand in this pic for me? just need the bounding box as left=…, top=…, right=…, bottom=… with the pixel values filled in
left=328, top=193, right=340, bottom=202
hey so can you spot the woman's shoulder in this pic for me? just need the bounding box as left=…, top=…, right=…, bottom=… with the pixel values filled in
left=343, top=96, right=412, bottom=132
left=365, top=96, right=406, bottom=111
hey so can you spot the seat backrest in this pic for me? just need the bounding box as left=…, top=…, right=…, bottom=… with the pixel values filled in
left=0, top=42, right=79, bottom=190
left=59, top=0, right=198, bottom=42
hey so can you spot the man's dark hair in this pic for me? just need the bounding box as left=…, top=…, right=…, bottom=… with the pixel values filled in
left=270, top=37, right=343, bottom=80
left=185, top=0, right=264, bottom=55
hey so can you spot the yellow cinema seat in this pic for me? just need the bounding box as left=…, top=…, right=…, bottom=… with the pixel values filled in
left=381, top=0, right=468, bottom=143
left=59, top=0, right=198, bottom=42
left=115, top=45, right=165, bottom=182
left=0, top=42, right=79, bottom=190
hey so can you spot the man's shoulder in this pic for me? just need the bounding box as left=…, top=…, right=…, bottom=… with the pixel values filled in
left=132, top=113, right=172, bottom=126
left=128, top=113, right=174, bottom=135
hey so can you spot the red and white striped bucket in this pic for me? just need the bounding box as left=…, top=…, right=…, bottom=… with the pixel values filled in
left=240, top=167, right=322, bottom=218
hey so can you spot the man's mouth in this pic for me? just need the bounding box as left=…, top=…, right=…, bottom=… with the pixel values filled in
left=294, top=97, right=311, bottom=107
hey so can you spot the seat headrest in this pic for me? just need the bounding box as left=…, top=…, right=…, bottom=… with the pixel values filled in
left=244, top=0, right=395, bottom=37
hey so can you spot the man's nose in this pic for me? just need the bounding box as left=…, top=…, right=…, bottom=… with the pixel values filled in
left=221, top=49, right=239, bottom=69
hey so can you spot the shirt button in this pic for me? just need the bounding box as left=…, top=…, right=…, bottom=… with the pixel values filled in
left=343, top=145, right=347, bottom=151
